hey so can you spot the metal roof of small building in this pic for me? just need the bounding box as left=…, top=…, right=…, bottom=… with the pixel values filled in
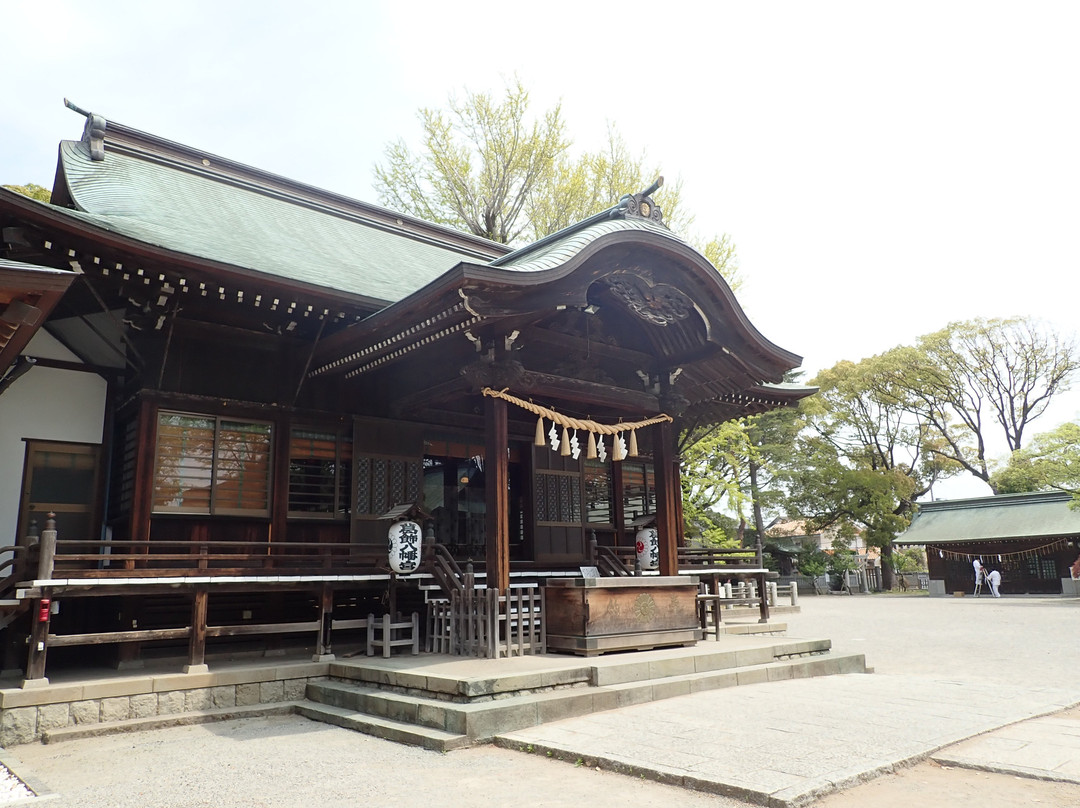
left=897, top=491, right=1080, bottom=545
left=57, top=138, right=503, bottom=303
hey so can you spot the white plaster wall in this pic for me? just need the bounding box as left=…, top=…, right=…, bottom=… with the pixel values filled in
left=0, top=331, right=108, bottom=545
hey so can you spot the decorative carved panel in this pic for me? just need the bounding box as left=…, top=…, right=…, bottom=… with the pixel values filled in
left=604, top=275, right=695, bottom=326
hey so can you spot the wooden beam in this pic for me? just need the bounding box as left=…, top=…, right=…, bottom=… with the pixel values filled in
left=521, top=325, right=655, bottom=367
left=390, top=376, right=468, bottom=417
left=48, top=627, right=191, bottom=647
left=517, top=371, right=659, bottom=413
left=484, top=395, right=510, bottom=594
left=205, top=621, right=319, bottom=638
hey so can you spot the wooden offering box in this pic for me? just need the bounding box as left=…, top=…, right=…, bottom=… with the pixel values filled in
left=544, top=576, right=700, bottom=656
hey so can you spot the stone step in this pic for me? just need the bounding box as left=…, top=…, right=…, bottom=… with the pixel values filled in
left=295, top=701, right=471, bottom=751
left=589, top=638, right=832, bottom=687
left=305, top=651, right=867, bottom=743
left=601, top=652, right=868, bottom=706
left=327, top=659, right=595, bottom=699
left=39, top=702, right=300, bottom=744
left=718, top=621, right=788, bottom=636
left=326, top=636, right=830, bottom=699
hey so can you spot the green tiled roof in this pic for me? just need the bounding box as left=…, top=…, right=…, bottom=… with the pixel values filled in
left=898, top=491, right=1080, bottom=544
left=492, top=217, right=689, bottom=273
left=58, top=140, right=498, bottom=302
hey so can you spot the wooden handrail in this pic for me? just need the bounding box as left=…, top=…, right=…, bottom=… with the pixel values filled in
left=592, top=543, right=633, bottom=577
left=428, top=543, right=466, bottom=595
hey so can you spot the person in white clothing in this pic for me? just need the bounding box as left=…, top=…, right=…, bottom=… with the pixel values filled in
left=972, top=558, right=984, bottom=596
left=988, top=568, right=1001, bottom=597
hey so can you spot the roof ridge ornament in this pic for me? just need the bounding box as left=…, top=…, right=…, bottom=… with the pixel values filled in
left=64, top=98, right=106, bottom=161
left=614, top=176, right=665, bottom=226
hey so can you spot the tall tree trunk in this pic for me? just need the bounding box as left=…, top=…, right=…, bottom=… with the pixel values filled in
left=881, top=543, right=897, bottom=591
left=748, top=461, right=768, bottom=550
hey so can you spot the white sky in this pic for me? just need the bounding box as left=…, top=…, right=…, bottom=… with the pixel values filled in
left=4, top=1, right=1078, bottom=497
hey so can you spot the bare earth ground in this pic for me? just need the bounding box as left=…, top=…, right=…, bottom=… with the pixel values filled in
left=818, top=706, right=1080, bottom=808
left=7, top=594, right=1080, bottom=807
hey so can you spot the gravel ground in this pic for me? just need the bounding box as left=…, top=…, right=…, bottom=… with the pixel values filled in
left=7, top=715, right=747, bottom=808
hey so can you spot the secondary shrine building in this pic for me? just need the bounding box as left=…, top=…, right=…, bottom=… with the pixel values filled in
left=0, top=107, right=811, bottom=677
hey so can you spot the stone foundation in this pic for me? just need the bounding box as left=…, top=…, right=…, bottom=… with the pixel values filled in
left=0, top=661, right=329, bottom=747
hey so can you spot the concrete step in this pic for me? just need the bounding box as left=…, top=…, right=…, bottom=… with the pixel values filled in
left=295, top=701, right=470, bottom=751
left=305, top=649, right=867, bottom=743
left=326, top=636, right=830, bottom=699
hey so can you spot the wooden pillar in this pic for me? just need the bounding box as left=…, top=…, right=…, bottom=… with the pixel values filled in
left=270, top=414, right=292, bottom=568
left=185, top=587, right=209, bottom=673
left=129, top=398, right=157, bottom=566
left=484, top=395, right=510, bottom=594
left=26, top=514, right=58, bottom=682
left=36, top=513, right=57, bottom=581
left=24, top=591, right=52, bottom=683
left=115, top=596, right=144, bottom=670
left=653, top=420, right=679, bottom=577
left=314, top=584, right=334, bottom=660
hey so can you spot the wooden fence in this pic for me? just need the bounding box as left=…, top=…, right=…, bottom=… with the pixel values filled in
left=426, top=586, right=545, bottom=658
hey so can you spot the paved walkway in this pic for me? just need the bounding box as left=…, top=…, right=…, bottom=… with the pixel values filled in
left=934, top=705, right=1080, bottom=785
left=498, top=594, right=1080, bottom=805
left=5, top=594, right=1079, bottom=806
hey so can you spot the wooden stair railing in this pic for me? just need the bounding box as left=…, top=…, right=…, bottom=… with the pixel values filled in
left=588, top=535, right=633, bottom=577
left=427, top=542, right=467, bottom=598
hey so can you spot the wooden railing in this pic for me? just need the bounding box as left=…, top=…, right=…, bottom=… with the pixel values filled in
left=27, top=538, right=389, bottom=579
left=677, top=546, right=765, bottom=573
left=683, top=545, right=771, bottom=624
left=590, top=540, right=634, bottom=577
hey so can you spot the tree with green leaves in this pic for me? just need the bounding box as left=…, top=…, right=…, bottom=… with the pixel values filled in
left=678, top=393, right=803, bottom=548
left=827, top=536, right=860, bottom=594
left=788, top=354, right=955, bottom=589
left=525, top=125, right=693, bottom=239
left=374, top=79, right=567, bottom=244
left=885, top=317, right=1080, bottom=491
left=373, top=79, right=739, bottom=289
left=991, top=421, right=1080, bottom=502
left=2, top=183, right=50, bottom=202
left=680, top=420, right=753, bottom=547
left=796, top=541, right=828, bottom=594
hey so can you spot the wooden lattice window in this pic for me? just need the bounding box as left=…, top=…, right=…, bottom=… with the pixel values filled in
left=153, top=412, right=272, bottom=516
left=288, top=427, right=352, bottom=518
left=354, top=455, right=422, bottom=516
left=535, top=470, right=582, bottom=525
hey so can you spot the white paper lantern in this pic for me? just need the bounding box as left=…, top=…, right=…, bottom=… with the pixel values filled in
left=388, top=520, right=422, bottom=573
left=635, top=527, right=659, bottom=571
